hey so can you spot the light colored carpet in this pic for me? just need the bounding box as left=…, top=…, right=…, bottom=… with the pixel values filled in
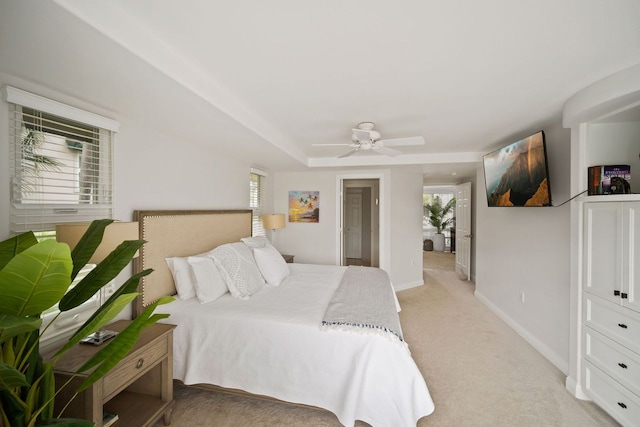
left=423, top=251, right=455, bottom=271
left=156, top=270, right=618, bottom=427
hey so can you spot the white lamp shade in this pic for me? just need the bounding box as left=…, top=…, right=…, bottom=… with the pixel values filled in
left=261, top=214, right=286, bottom=230
left=56, top=221, right=139, bottom=263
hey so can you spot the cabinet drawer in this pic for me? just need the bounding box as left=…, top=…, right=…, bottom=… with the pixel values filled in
left=584, top=327, right=640, bottom=397
left=584, top=361, right=640, bottom=427
left=584, top=295, right=640, bottom=355
left=103, top=337, right=168, bottom=400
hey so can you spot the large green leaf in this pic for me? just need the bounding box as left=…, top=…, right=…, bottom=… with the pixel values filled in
left=0, top=232, right=38, bottom=271
left=0, top=315, right=41, bottom=345
left=54, top=293, right=138, bottom=357
left=0, top=362, right=29, bottom=390
left=76, top=296, right=173, bottom=391
left=58, top=240, right=144, bottom=312
left=54, top=269, right=152, bottom=357
left=68, top=219, right=113, bottom=280
left=0, top=240, right=72, bottom=317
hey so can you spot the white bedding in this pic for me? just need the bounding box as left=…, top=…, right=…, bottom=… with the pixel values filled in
left=156, top=263, right=434, bottom=426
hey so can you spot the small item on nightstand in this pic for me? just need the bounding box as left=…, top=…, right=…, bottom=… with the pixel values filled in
left=80, top=330, right=117, bottom=346
left=102, top=412, right=119, bottom=427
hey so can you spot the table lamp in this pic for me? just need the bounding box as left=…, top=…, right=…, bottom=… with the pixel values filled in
left=261, top=213, right=286, bottom=247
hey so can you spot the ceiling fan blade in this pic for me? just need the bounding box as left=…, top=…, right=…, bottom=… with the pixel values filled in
left=338, top=148, right=359, bottom=158
left=378, top=136, right=425, bottom=146
left=312, top=143, right=353, bottom=146
left=372, top=146, right=401, bottom=157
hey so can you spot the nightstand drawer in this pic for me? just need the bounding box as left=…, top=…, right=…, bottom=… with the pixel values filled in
left=103, top=337, right=168, bottom=400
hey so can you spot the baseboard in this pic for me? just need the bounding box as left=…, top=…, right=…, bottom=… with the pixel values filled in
left=474, top=290, right=569, bottom=375
left=565, top=376, right=590, bottom=400
left=394, top=279, right=424, bottom=292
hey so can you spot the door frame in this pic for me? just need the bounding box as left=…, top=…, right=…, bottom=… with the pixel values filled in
left=336, top=172, right=388, bottom=272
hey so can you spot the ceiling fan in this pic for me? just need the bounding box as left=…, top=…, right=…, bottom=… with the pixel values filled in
left=313, top=122, right=425, bottom=158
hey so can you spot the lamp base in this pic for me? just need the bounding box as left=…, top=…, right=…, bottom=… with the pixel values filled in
left=80, top=330, right=117, bottom=346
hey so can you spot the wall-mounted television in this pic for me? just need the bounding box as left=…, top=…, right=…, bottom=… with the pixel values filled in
left=483, top=130, right=552, bottom=207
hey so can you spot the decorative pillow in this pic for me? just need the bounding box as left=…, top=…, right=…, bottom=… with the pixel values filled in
left=253, top=245, right=290, bottom=286
left=210, top=242, right=265, bottom=299
left=187, top=256, right=228, bottom=303
left=165, top=257, right=197, bottom=300
left=240, top=236, right=272, bottom=248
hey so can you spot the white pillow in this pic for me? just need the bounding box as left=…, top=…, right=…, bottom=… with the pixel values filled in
left=240, top=236, right=272, bottom=248
left=165, top=257, right=197, bottom=300
left=210, top=242, right=265, bottom=299
left=187, top=256, right=228, bottom=303
left=253, top=245, right=290, bottom=286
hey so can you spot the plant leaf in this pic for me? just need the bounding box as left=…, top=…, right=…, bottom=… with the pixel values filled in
left=76, top=296, right=173, bottom=391
left=68, top=219, right=113, bottom=280
left=0, top=240, right=72, bottom=316
left=54, top=293, right=138, bottom=357
left=0, top=362, right=29, bottom=390
left=0, top=315, right=41, bottom=345
left=0, top=232, right=38, bottom=271
left=58, top=240, right=144, bottom=312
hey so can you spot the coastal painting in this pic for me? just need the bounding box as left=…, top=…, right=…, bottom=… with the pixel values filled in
left=289, top=191, right=319, bottom=223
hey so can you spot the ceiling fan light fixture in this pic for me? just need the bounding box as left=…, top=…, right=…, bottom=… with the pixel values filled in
left=357, top=121, right=375, bottom=131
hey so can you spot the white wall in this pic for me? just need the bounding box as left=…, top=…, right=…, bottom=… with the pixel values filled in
left=474, top=120, right=572, bottom=373
left=273, top=168, right=425, bottom=290
left=390, top=170, right=425, bottom=290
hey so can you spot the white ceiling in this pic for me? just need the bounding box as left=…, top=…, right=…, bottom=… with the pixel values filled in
left=4, top=1, right=640, bottom=184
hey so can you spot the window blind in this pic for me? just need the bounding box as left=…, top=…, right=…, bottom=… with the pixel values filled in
left=250, top=168, right=266, bottom=236
left=6, top=87, right=117, bottom=234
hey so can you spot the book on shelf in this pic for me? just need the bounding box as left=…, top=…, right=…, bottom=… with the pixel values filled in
left=102, top=412, right=119, bottom=427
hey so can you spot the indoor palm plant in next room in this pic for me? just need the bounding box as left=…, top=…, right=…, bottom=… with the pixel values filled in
left=424, top=196, right=456, bottom=252
left=0, top=219, right=173, bottom=427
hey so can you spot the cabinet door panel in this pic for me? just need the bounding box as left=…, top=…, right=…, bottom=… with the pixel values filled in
left=584, top=203, right=623, bottom=303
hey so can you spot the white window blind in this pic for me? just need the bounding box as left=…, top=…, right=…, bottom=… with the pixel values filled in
left=5, top=86, right=118, bottom=234
left=250, top=168, right=266, bottom=236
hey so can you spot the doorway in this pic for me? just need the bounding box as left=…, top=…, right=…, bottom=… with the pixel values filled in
left=342, top=179, right=379, bottom=267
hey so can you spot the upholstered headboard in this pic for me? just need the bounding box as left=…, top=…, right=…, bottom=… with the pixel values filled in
left=132, top=209, right=252, bottom=317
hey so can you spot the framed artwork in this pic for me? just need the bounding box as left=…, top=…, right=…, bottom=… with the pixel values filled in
left=289, top=191, right=319, bottom=223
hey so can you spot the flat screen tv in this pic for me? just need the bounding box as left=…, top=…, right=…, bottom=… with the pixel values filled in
left=483, top=130, right=552, bottom=207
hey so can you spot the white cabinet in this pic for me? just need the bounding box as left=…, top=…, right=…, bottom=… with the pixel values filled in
left=584, top=202, right=640, bottom=313
left=583, top=201, right=640, bottom=426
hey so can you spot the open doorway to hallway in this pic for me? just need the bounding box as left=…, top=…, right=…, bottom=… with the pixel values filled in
left=343, top=179, right=379, bottom=267
left=423, top=185, right=456, bottom=271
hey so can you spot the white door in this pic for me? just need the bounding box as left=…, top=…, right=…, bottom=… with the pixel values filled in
left=455, top=182, right=472, bottom=281
left=345, top=192, right=363, bottom=259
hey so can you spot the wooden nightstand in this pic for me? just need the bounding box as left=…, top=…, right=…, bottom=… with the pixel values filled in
left=282, top=254, right=294, bottom=263
left=50, top=320, right=176, bottom=427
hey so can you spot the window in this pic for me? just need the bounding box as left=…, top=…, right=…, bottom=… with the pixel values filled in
left=6, top=86, right=119, bottom=234
left=249, top=168, right=266, bottom=236
left=4, top=86, right=120, bottom=351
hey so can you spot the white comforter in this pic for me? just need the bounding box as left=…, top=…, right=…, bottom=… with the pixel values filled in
left=157, top=263, right=434, bottom=427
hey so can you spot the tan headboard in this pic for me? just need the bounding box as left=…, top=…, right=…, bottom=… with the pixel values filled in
left=132, top=209, right=252, bottom=317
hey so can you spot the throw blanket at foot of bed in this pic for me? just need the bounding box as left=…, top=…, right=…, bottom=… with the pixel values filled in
left=322, top=266, right=406, bottom=348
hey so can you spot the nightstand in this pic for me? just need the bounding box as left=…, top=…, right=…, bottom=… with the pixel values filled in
left=282, top=254, right=294, bottom=263
left=50, top=320, right=176, bottom=427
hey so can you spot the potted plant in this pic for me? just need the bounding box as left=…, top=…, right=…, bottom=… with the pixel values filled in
left=0, top=219, right=173, bottom=427
left=424, top=196, right=456, bottom=252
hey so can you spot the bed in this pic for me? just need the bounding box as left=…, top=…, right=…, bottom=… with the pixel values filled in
left=132, top=209, right=434, bottom=427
